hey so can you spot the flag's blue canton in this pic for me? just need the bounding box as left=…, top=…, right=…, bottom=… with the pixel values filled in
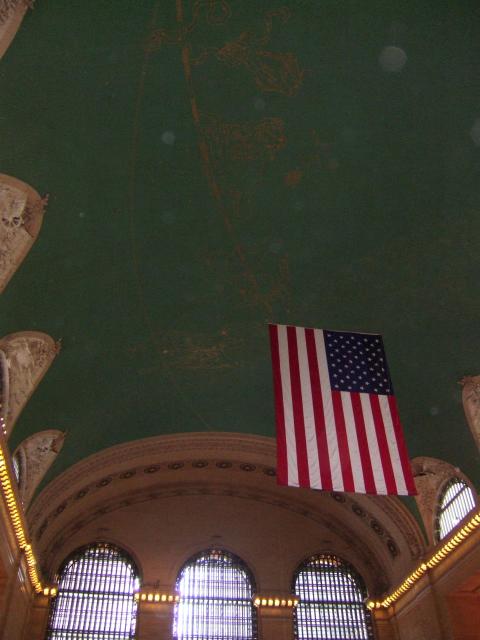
left=324, top=330, right=393, bottom=395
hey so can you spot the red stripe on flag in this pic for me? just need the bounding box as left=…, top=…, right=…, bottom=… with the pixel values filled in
left=350, top=392, right=376, bottom=494
left=286, top=326, right=310, bottom=487
left=268, top=325, right=288, bottom=486
left=331, top=390, right=354, bottom=492
left=369, top=394, right=397, bottom=494
left=388, top=396, right=417, bottom=495
left=305, top=328, right=333, bottom=490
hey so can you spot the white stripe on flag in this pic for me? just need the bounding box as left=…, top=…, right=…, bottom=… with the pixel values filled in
left=379, top=395, right=408, bottom=495
left=296, top=327, right=321, bottom=489
left=313, top=329, right=344, bottom=492
left=360, top=393, right=387, bottom=494
left=340, top=392, right=366, bottom=494
left=277, top=325, right=299, bottom=487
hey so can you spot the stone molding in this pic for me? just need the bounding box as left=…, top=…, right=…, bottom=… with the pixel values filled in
left=368, top=493, right=425, bottom=560
left=29, top=432, right=277, bottom=516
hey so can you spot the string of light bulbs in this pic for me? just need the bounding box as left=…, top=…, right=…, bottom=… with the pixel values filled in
left=0, top=442, right=42, bottom=592
left=367, top=510, right=480, bottom=609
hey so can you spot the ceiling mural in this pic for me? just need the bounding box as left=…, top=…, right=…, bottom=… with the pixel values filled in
left=0, top=1, right=479, bottom=496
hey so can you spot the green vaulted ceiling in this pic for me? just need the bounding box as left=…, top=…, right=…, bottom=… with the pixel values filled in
left=1, top=1, right=480, bottom=488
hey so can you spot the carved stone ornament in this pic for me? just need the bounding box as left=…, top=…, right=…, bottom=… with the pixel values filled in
left=460, top=375, right=480, bottom=453
left=0, top=1, right=34, bottom=59
left=0, top=175, right=47, bottom=293
left=13, top=429, right=65, bottom=506
left=0, top=331, right=60, bottom=436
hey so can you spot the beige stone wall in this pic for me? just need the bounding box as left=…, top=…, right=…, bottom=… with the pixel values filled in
left=27, top=597, right=50, bottom=640
left=0, top=489, right=36, bottom=640
left=373, top=524, right=480, bottom=640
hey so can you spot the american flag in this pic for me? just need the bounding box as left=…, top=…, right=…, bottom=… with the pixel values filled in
left=269, top=324, right=416, bottom=495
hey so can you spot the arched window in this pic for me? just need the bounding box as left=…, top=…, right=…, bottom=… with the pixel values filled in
left=173, top=549, right=257, bottom=640
left=293, top=554, right=374, bottom=640
left=11, top=450, right=21, bottom=485
left=46, top=542, right=140, bottom=640
left=436, top=477, right=476, bottom=541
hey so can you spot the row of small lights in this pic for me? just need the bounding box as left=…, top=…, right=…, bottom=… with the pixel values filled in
left=134, top=592, right=298, bottom=607
left=367, top=510, right=480, bottom=610
left=0, top=443, right=42, bottom=593
left=254, top=597, right=298, bottom=608
left=135, top=592, right=179, bottom=603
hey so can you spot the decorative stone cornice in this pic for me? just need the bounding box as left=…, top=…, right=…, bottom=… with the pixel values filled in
left=29, top=432, right=278, bottom=515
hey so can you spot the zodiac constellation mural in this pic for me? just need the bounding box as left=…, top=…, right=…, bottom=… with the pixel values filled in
left=146, top=3, right=303, bottom=97
left=135, top=1, right=318, bottom=336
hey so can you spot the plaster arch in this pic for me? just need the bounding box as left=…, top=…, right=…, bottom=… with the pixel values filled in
left=29, top=433, right=425, bottom=599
